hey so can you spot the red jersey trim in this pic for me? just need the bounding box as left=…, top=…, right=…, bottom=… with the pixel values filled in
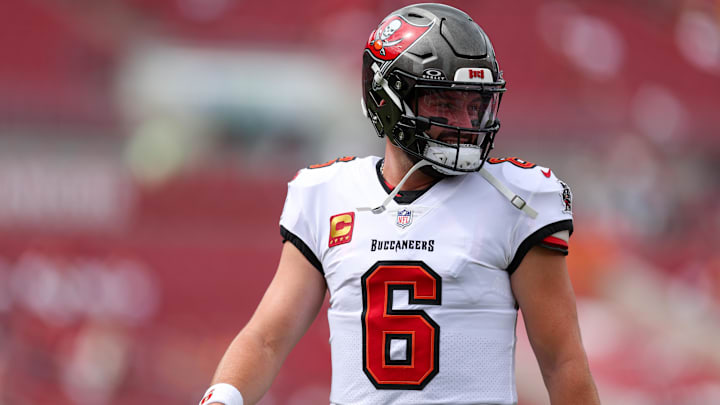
left=542, top=235, right=568, bottom=249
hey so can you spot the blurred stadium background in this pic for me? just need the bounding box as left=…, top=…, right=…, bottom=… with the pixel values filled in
left=0, top=0, right=719, bottom=404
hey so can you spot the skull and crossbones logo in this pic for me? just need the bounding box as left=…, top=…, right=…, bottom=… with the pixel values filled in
left=370, top=19, right=403, bottom=56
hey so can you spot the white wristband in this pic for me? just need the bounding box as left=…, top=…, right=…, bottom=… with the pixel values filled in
left=199, top=383, right=244, bottom=405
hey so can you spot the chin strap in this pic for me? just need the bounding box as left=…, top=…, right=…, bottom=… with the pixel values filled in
left=479, top=167, right=538, bottom=219
left=357, top=160, right=432, bottom=214
left=357, top=159, right=538, bottom=219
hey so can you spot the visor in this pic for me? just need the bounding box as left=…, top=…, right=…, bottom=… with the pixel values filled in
left=414, top=88, right=500, bottom=132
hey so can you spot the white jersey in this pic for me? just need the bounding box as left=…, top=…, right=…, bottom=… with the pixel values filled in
left=279, top=156, right=573, bottom=405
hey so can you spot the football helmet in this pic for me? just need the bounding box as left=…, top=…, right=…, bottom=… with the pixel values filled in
left=362, top=3, right=505, bottom=175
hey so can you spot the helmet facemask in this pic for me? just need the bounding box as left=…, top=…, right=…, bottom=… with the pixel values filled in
left=388, top=72, right=505, bottom=176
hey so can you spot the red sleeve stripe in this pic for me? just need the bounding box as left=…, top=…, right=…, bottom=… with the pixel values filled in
left=542, top=235, right=568, bottom=248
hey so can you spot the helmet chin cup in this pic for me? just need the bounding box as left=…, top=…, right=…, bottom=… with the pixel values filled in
left=423, top=144, right=483, bottom=175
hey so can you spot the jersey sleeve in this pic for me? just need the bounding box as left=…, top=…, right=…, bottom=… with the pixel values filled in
left=505, top=166, right=574, bottom=275
left=279, top=170, right=324, bottom=274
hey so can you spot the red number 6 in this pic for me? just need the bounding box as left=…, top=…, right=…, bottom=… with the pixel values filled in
left=361, top=261, right=441, bottom=390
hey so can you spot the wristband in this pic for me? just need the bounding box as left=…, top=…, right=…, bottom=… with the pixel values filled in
left=199, top=383, right=244, bottom=405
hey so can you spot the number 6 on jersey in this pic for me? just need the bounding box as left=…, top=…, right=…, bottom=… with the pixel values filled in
left=361, top=261, right=442, bottom=389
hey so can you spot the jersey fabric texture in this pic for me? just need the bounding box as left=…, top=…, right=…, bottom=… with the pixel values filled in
left=279, top=156, right=573, bottom=405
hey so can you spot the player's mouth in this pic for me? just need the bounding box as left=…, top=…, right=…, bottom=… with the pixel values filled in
left=436, top=131, right=478, bottom=145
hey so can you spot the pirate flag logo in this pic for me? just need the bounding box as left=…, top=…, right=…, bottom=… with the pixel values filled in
left=367, top=16, right=434, bottom=61
left=558, top=180, right=573, bottom=214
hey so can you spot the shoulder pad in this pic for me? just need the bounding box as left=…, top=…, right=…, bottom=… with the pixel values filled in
left=485, top=156, right=564, bottom=194
left=289, top=156, right=359, bottom=187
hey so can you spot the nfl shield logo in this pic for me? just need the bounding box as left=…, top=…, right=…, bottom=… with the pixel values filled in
left=396, top=209, right=413, bottom=228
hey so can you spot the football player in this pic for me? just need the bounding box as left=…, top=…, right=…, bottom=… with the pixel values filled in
left=200, top=4, right=601, bottom=405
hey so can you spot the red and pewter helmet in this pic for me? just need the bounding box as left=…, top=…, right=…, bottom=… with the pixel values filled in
left=362, top=3, right=506, bottom=175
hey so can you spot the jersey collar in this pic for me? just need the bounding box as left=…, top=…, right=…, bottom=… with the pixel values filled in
left=375, top=159, right=439, bottom=205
